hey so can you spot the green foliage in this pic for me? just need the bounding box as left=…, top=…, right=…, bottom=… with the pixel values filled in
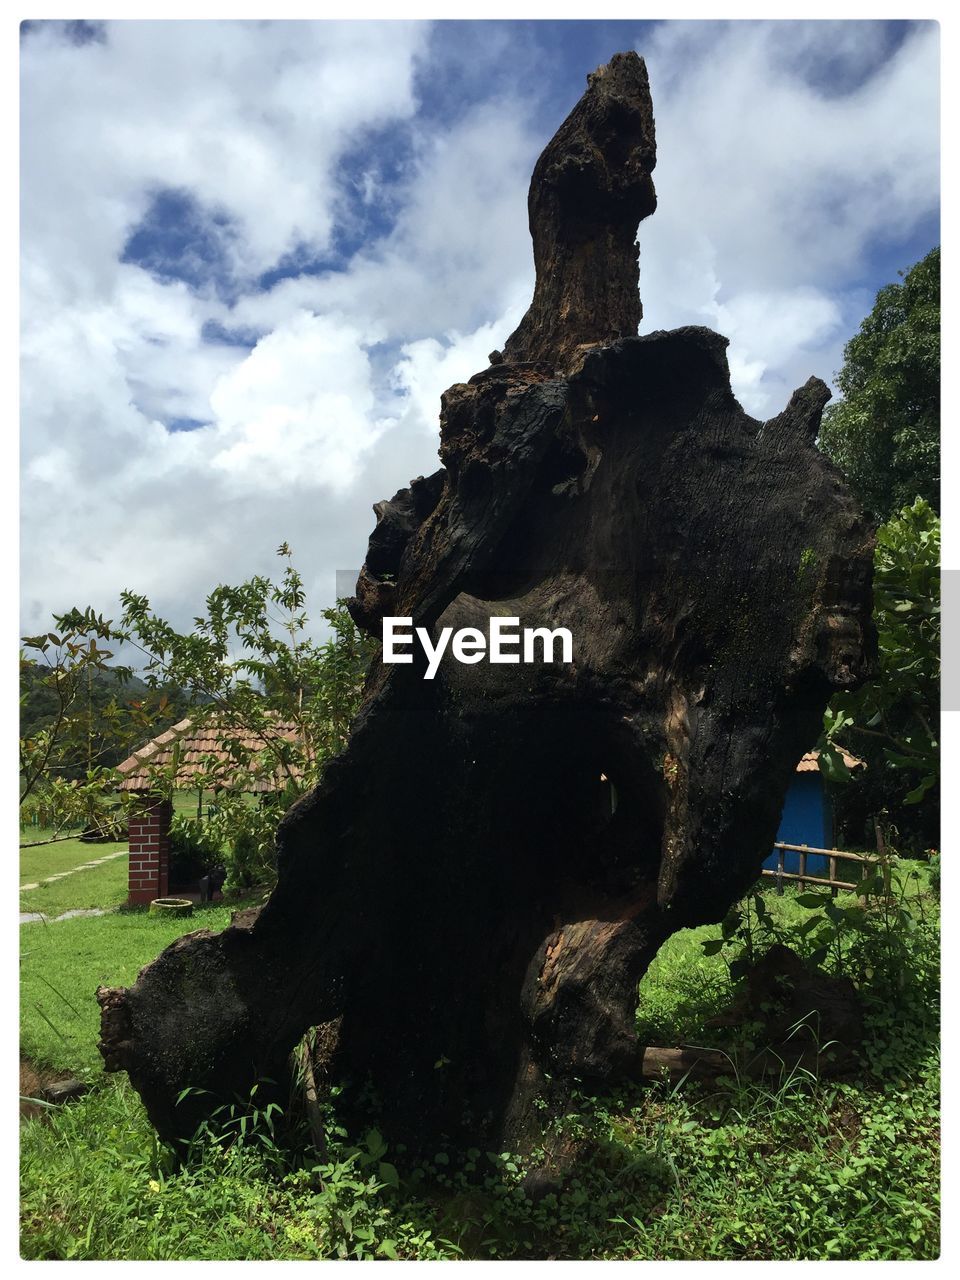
left=818, top=247, right=939, bottom=521
left=606, top=1052, right=938, bottom=1260
left=19, top=1079, right=456, bottom=1261
left=19, top=619, right=192, bottom=842
left=117, top=544, right=375, bottom=881
left=703, top=862, right=935, bottom=997
left=119, top=545, right=372, bottom=777
left=819, top=499, right=939, bottom=845
left=20, top=610, right=134, bottom=836
left=168, top=814, right=224, bottom=885
left=207, top=797, right=287, bottom=890
left=928, top=852, right=939, bottom=898
left=21, top=544, right=376, bottom=881
left=22, top=1044, right=938, bottom=1260
left=20, top=877, right=938, bottom=1260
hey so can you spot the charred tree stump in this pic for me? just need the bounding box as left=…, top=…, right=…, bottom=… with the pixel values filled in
left=98, top=52, right=874, bottom=1163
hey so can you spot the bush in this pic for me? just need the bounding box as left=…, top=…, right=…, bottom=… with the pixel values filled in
left=229, top=830, right=268, bottom=890
left=168, top=814, right=223, bottom=887
left=203, top=794, right=287, bottom=890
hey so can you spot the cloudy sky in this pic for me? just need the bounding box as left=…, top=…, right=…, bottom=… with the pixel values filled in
left=19, top=18, right=940, bottom=640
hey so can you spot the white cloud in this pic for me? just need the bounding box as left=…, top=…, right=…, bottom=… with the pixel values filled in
left=206, top=310, right=391, bottom=492
left=19, top=20, right=940, bottom=639
left=226, top=94, right=538, bottom=343
left=392, top=300, right=528, bottom=436
left=20, top=20, right=437, bottom=629
left=639, top=20, right=939, bottom=415
left=20, top=20, right=429, bottom=284
left=705, top=287, right=844, bottom=417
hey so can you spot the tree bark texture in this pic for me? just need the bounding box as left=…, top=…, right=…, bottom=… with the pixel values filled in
left=98, top=52, right=875, bottom=1159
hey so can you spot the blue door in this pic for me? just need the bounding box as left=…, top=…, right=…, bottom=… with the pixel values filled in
left=764, top=774, right=831, bottom=877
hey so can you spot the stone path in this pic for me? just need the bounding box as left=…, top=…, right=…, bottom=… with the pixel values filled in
left=20, top=908, right=109, bottom=925
left=19, top=849, right=127, bottom=924
left=19, top=848, right=126, bottom=892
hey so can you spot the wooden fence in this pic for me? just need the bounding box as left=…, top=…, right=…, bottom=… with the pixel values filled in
left=763, top=842, right=887, bottom=896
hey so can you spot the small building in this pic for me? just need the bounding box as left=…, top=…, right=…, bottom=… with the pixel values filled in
left=116, top=715, right=302, bottom=904
left=765, top=749, right=864, bottom=878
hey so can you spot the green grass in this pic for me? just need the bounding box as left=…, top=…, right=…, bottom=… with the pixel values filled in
left=635, top=918, right=730, bottom=1045
left=20, top=847, right=129, bottom=919
left=172, top=790, right=207, bottom=818
left=19, top=835, right=104, bottom=884
left=20, top=899, right=259, bottom=1078
left=20, top=873, right=939, bottom=1260
left=636, top=865, right=932, bottom=1045
left=19, top=1080, right=462, bottom=1261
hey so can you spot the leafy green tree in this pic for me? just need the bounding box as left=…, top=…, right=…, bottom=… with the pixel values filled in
left=20, top=606, right=197, bottom=841
left=819, top=247, right=939, bottom=521
left=819, top=499, right=939, bottom=849
left=21, top=547, right=375, bottom=880
left=120, top=545, right=372, bottom=781
left=19, top=609, right=145, bottom=838
left=117, top=544, right=375, bottom=885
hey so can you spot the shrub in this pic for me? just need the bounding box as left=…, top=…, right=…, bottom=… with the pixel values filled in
left=168, top=814, right=223, bottom=887
left=204, top=794, right=287, bottom=890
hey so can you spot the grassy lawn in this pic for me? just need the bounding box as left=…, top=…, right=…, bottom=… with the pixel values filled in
left=172, top=790, right=206, bottom=818
left=20, top=842, right=129, bottom=918
left=19, top=788, right=255, bottom=917
left=20, top=857, right=128, bottom=919
left=19, top=834, right=102, bottom=884
left=20, top=860, right=128, bottom=921
left=20, top=869, right=938, bottom=1260
left=637, top=863, right=933, bottom=1037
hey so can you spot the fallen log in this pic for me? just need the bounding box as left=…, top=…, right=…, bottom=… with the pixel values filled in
left=638, top=1043, right=855, bottom=1083
left=639, top=1046, right=733, bottom=1081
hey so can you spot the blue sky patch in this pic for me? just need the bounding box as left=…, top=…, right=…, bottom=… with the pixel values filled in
left=255, top=118, right=417, bottom=292
left=420, top=20, right=657, bottom=137
left=790, top=20, right=915, bottom=98
left=164, top=416, right=210, bottom=433
left=200, top=319, right=263, bottom=350
left=255, top=244, right=343, bottom=293
left=121, top=188, right=241, bottom=300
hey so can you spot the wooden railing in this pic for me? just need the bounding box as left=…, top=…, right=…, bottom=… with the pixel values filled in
left=763, top=842, right=887, bottom=896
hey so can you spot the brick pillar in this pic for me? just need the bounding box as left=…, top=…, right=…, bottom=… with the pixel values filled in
left=128, top=794, right=173, bottom=905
